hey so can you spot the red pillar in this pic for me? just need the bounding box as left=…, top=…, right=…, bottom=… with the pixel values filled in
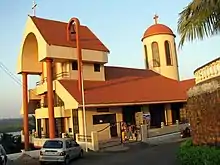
left=67, top=18, right=83, bottom=101
left=22, top=72, right=29, bottom=151
left=46, top=59, right=56, bottom=138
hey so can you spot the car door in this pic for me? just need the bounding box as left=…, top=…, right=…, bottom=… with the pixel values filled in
left=65, top=140, right=73, bottom=159
left=70, top=140, right=80, bottom=158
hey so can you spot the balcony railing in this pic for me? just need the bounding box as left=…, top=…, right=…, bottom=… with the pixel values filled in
left=194, top=57, right=220, bottom=84
left=36, top=72, right=70, bottom=86
left=36, top=100, right=64, bottom=109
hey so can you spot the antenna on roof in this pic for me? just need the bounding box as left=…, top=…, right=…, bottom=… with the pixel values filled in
left=32, top=0, right=37, bottom=16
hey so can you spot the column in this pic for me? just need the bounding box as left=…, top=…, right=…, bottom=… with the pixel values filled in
left=46, top=59, right=56, bottom=138
left=56, top=62, right=63, bottom=79
left=70, top=109, right=74, bottom=134
left=164, top=104, right=173, bottom=125
left=22, top=72, right=29, bottom=151
left=78, top=108, right=84, bottom=135
left=64, top=118, right=69, bottom=133
left=41, top=118, right=46, bottom=138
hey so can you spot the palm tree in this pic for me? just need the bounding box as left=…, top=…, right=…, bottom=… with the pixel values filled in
left=177, top=0, right=220, bottom=48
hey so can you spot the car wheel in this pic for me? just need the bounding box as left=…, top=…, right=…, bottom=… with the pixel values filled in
left=63, top=156, right=69, bottom=165
left=79, top=149, right=84, bottom=158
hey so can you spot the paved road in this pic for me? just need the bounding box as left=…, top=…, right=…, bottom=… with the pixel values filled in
left=71, top=141, right=180, bottom=165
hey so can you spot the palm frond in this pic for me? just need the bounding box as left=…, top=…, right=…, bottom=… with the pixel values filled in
left=177, top=0, right=220, bottom=48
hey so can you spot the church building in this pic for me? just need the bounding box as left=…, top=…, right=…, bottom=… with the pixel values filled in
left=17, top=15, right=194, bottom=148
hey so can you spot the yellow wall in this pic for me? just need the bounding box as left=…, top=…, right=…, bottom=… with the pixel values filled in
left=78, top=107, right=123, bottom=140
left=34, top=80, right=78, bottom=109
left=41, top=61, right=105, bottom=81
left=35, top=107, right=71, bottom=119
left=142, top=34, right=179, bottom=81
left=17, top=16, right=47, bottom=74
left=46, top=45, right=108, bottom=63
left=68, top=62, right=105, bottom=81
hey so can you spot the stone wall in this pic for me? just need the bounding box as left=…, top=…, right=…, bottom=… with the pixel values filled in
left=186, top=77, right=220, bottom=145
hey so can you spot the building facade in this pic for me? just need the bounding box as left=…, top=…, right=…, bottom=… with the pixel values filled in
left=17, top=16, right=194, bottom=148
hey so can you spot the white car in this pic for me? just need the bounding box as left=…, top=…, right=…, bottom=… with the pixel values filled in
left=39, top=138, right=83, bottom=165
left=0, top=145, right=7, bottom=165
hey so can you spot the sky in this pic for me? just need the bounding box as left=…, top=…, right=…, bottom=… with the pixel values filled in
left=0, top=0, right=219, bottom=118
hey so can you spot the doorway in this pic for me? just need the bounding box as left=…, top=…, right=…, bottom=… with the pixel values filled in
left=122, top=106, right=141, bottom=125
left=171, top=103, right=181, bottom=124
left=149, top=104, right=165, bottom=128
left=109, top=114, right=117, bottom=137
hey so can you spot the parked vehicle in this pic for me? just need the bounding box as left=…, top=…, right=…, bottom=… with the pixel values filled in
left=39, top=138, right=83, bottom=165
left=0, top=145, right=7, bottom=165
left=180, top=123, right=191, bottom=138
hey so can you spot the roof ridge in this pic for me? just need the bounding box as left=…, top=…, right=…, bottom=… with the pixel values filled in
left=30, top=15, right=87, bottom=27
left=105, top=65, right=150, bottom=71
left=85, top=76, right=145, bottom=91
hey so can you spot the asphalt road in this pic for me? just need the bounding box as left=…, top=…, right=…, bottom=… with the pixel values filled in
left=70, top=141, right=180, bottom=165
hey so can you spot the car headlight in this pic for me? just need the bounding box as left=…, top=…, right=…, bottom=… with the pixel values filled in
left=60, top=151, right=66, bottom=156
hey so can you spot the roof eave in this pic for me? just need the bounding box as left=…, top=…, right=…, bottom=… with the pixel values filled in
left=79, top=99, right=187, bottom=108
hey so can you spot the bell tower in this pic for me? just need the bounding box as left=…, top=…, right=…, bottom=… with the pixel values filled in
left=141, top=15, right=180, bottom=81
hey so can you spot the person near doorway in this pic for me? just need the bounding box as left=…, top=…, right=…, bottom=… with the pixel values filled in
left=121, top=122, right=127, bottom=142
left=127, top=124, right=133, bottom=140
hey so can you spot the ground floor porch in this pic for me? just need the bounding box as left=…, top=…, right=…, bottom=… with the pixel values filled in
left=29, top=102, right=187, bottom=143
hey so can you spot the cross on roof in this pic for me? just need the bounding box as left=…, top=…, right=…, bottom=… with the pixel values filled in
left=32, top=0, right=37, bottom=16
left=153, top=14, right=159, bottom=24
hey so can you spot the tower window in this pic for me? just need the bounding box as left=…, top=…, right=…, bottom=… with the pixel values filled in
left=94, top=64, right=101, bottom=72
left=72, top=61, right=78, bottom=70
left=151, top=42, right=160, bottom=67
left=144, top=45, right=149, bottom=69
left=164, top=41, right=172, bottom=66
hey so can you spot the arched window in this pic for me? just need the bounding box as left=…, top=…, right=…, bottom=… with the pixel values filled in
left=164, top=41, right=172, bottom=66
left=144, top=45, right=149, bottom=69
left=151, top=42, right=160, bottom=67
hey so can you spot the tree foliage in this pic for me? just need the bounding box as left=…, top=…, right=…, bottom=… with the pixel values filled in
left=178, top=0, right=220, bottom=48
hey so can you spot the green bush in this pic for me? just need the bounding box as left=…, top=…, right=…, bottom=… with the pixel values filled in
left=177, top=139, right=220, bottom=165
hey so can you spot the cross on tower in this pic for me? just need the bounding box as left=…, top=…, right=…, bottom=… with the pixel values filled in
left=32, top=0, right=37, bottom=16
left=153, top=14, right=159, bottom=24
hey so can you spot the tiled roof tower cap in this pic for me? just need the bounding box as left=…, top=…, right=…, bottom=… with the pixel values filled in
left=141, top=15, right=175, bottom=41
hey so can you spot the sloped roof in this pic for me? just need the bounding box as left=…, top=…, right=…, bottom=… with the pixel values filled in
left=59, top=67, right=195, bottom=106
left=104, top=66, right=159, bottom=80
left=30, top=16, right=109, bottom=52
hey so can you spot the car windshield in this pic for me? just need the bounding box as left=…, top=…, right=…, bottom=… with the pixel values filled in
left=43, top=140, right=63, bottom=149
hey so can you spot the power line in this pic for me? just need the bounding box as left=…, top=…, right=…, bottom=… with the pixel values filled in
left=0, top=61, right=39, bottom=97
left=0, top=62, right=22, bottom=86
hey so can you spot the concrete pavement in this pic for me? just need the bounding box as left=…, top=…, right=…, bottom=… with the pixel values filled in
left=69, top=141, right=181, bottom=165
left=8, top=140, right=183, bottom=165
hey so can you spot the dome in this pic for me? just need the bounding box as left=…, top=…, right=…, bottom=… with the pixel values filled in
left=141, top=23, right=175, bottom=41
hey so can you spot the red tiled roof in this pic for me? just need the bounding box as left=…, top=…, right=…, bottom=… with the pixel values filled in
left=59, top=67, right=195, bottom=106
left=105, top=66, right=159, bottom=80
left=30, top=16, right=109, bottom=52
left=142, top=24, right=175, bottom=41
left=180, top=79, right=195, bottom=94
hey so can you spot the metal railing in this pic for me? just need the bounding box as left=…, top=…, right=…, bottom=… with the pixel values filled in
left=77, top=135, right=92, bottom=142
left=36, top=100, right=64, bottom=109
left=36, top=72, right=70, bottom=86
